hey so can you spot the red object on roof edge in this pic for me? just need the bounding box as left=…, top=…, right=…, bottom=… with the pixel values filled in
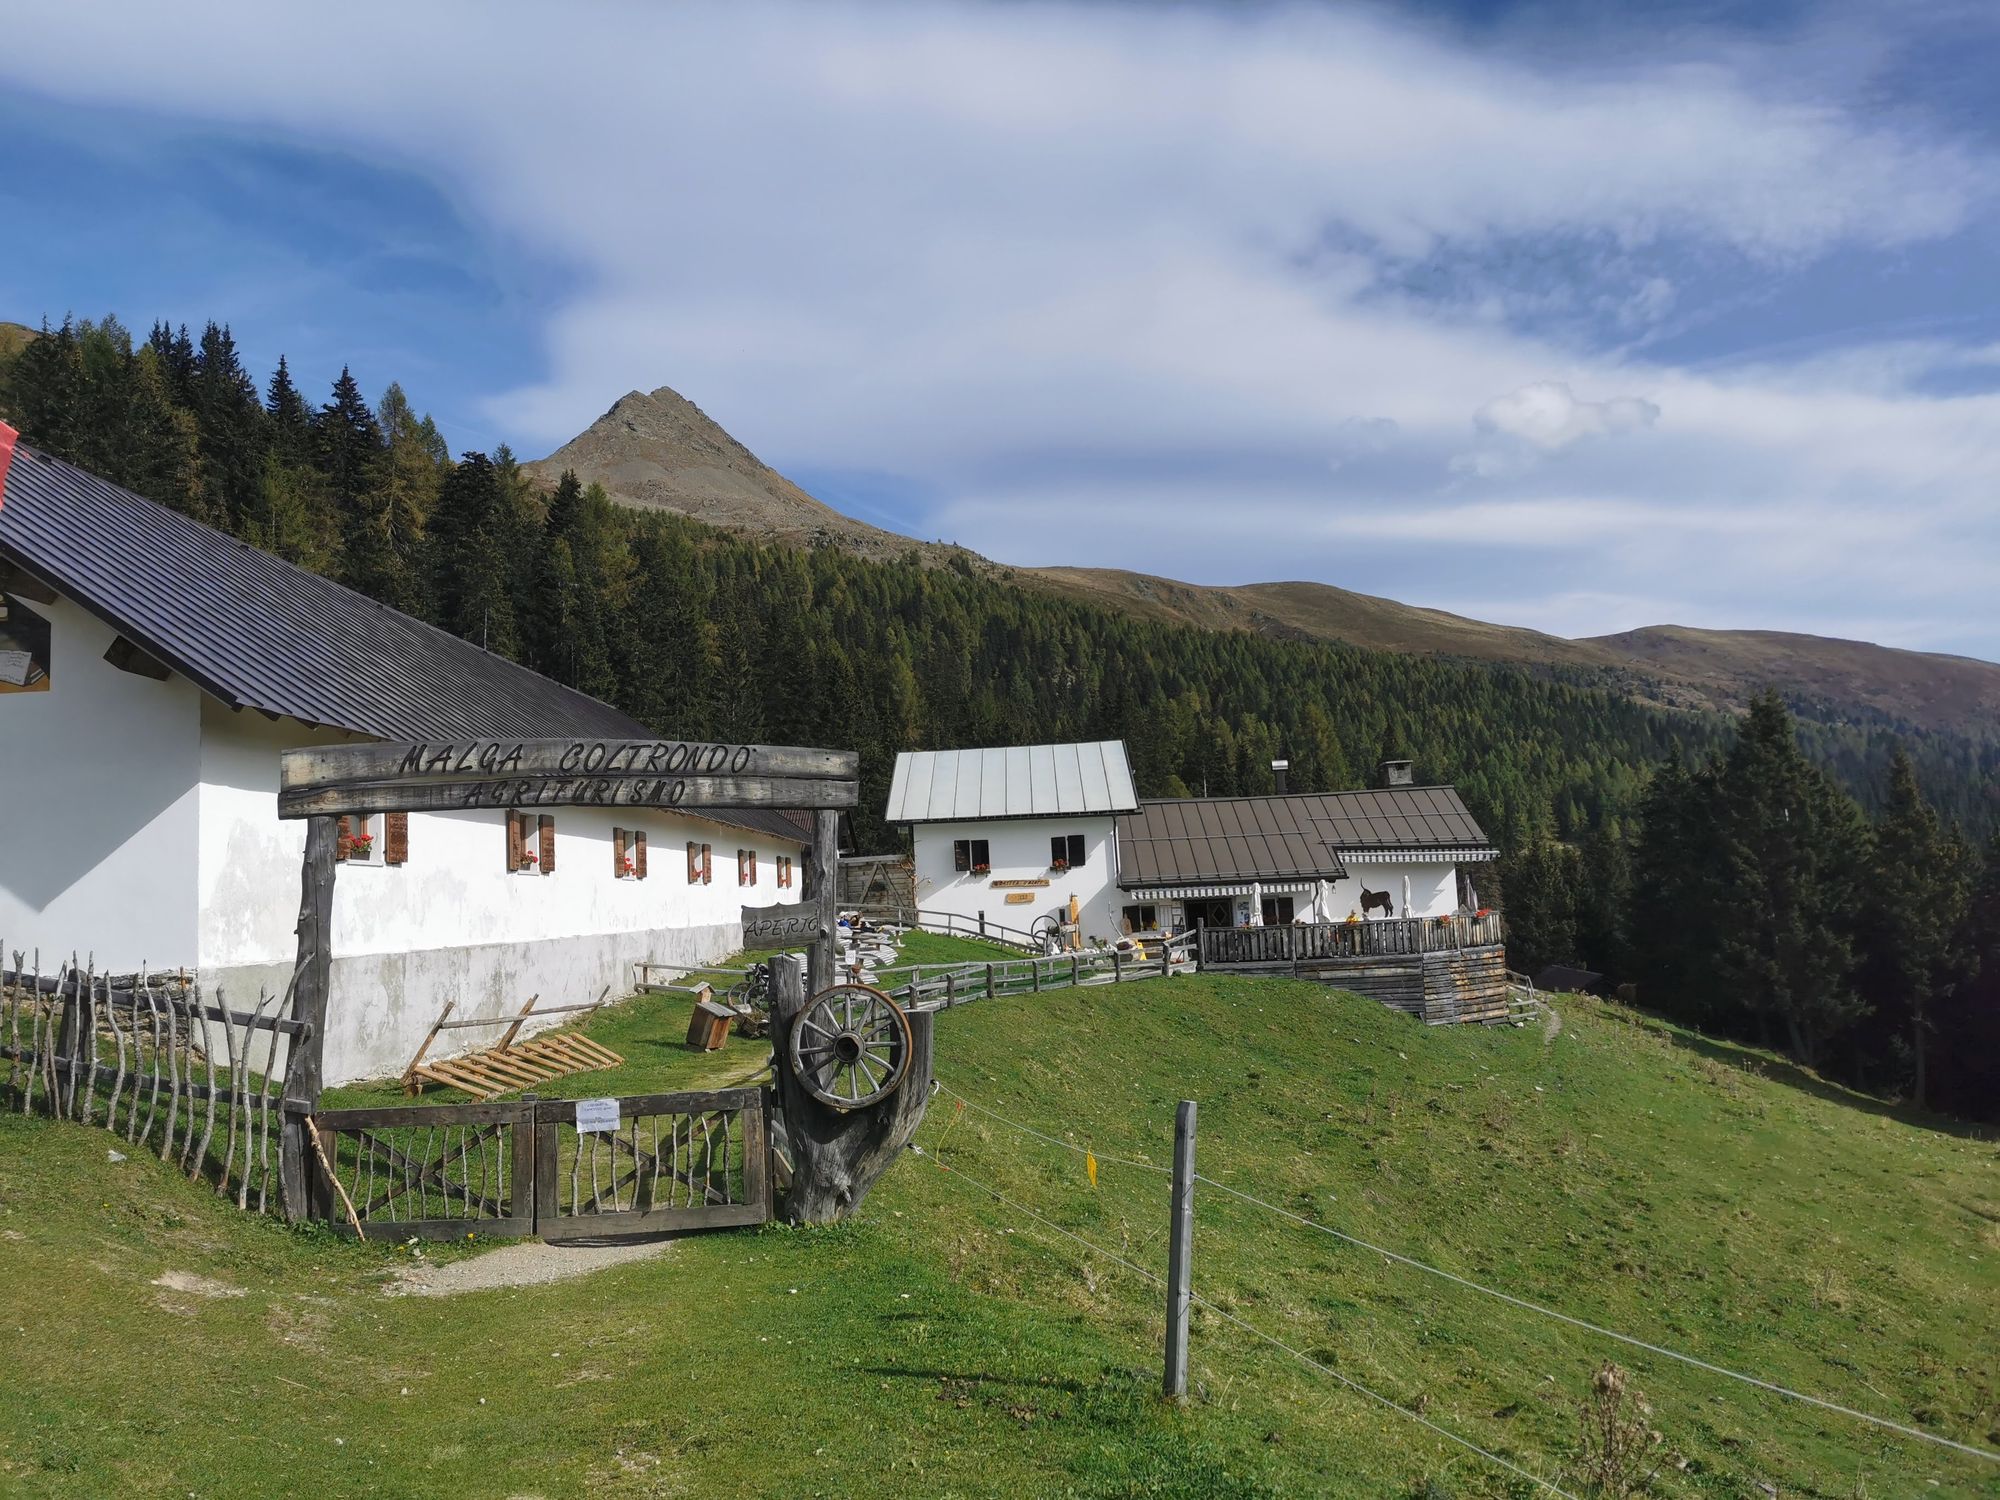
left=0, top=421, right=17, bottom=512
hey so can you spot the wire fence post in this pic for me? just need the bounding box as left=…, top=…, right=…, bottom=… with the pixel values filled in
left=1164, top=1098, right=1197, bottom=1401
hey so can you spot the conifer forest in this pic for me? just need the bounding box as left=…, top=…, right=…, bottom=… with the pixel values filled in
left=5, top=315, right=1996, bottom=1117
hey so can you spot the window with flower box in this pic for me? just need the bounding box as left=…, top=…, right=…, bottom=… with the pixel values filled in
left=613, top=827, right=648, bottom=880
left=686, top=841, right=712, bottom=884
left=507, top=810, right=554, bottom=874
left=952, top=839, right=991, bottom=876
left=336, top=813, right=406, bottom=866
left=1049, top=834, right=1086, bottom=872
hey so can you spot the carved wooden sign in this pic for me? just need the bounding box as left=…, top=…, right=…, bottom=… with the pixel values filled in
left=278, top=738, right=861, bottom=818
left=989, top=877, right=1051, bottom=889
left=742, top=902, right=825, bottom=946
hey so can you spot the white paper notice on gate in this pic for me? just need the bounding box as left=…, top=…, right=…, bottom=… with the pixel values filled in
left=574, top=1097, right=622, bottom=1133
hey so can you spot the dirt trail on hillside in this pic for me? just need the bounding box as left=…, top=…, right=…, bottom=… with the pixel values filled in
left=386, top=1239, right=670, bottom=1297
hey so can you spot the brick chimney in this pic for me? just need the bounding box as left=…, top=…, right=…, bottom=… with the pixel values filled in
left=1378, top=758, right=1414, bottom=788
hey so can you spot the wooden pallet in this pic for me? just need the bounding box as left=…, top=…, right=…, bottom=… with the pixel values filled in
left=402, top=994, right=624, bottom=1101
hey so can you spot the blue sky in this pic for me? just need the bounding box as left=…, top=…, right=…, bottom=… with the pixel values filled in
left=3, top=0, right=1997, bottom=659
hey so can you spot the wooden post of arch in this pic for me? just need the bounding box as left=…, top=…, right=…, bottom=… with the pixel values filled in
left=806, top=809, right=840, bottom=1000
left=278, top=813, right=336, bottom=1222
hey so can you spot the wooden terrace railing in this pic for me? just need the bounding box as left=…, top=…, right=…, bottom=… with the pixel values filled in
left=1199, top=913, right=1504, bottom=968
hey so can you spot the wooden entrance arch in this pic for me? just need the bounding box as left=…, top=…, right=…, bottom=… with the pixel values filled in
left=273, top=736, right=867, bottom=1225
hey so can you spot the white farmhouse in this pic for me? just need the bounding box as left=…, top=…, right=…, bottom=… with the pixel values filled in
left=0, top=428, right=810, bottom=1084
left=884, top=735, right=1496, bottom=942
left=884, top=742, right=1138, bottom=944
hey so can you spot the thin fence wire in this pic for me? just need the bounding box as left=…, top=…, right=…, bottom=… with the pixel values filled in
left=924, top=1140, right=1578, bottom=1499
left=933, top=1076, right=2000, bottom=1466
left=925, top=1149, right=1571, bottom=1496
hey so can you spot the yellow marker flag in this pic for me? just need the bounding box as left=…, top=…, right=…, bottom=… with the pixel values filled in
left=1086, top=1151, right=1098, bottom=1189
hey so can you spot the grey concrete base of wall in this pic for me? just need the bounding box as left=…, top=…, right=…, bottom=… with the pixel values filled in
left=210, top=921, right=740, bottom=1086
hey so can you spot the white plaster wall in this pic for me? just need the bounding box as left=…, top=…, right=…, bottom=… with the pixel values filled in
left=0, top=593, right=201, bottom=971
left=910, top=816, right=1120, bottom=942
left=1319, top=861, right=1460, bottom=921
left=195, top=704, right=810, bottom=1083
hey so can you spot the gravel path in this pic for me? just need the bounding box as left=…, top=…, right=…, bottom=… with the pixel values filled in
left=386, top=1238, right=670, bottom=1297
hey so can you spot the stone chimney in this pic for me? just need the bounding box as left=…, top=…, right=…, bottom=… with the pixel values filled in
left=1271, top=758, right=1289, bottom=795
left=1378, top=758, right=1414, bottom=788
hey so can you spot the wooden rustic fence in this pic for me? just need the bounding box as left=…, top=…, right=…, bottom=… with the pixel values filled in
left=307, top=1087, right=768, bottom=1241
left=884, top=931, right=1196, bottom=1012
left=845, top=904, right=1044, bottom=953
left=1199, top=913, right=1504, bottom=968
left=2, top=950, right=310, bottom=1212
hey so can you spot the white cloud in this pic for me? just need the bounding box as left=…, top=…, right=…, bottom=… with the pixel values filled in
left=1475, top=383, right=1662, bottom=452
left=1, top=0, right=1996, bottom=655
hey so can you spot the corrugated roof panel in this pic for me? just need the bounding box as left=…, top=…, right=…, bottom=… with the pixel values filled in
left=1001, top=745, right=1031, bottom=817
left=1032, top=748, right=1064, bottom=816
left=885, top=753, right=915, bottom=823
left=1078, top=741, right=1112, bottom=811
left=886, top=741, right=1139, bottom=822
left=1056, top=748, right=1088, bottom=816
left=1104, top=742, right=1136, bottom=810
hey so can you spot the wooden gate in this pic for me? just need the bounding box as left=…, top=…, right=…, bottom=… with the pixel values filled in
left=308, top=1087, right=770, bottom=1242
left=532, top=1089, right=769, bottom=1242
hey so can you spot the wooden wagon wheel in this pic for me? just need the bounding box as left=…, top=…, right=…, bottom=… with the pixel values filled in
left=787, top=984, right=913, bottom=1111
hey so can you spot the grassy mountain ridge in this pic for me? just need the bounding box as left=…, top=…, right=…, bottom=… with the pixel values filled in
left=533, top=384, right=2000, bottom=742
left=0, top=320, right=37, bottom=360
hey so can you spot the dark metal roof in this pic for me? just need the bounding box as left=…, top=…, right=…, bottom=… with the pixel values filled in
left=1115, top=786, right=1491, bottom=889
left=0, top=440, right=812, bottom=848
left=1292, top=785, right=1493, bottom=852
left=1115, top=796, right=1350, bottom=888
left=0, top=441, right=644, bottom=739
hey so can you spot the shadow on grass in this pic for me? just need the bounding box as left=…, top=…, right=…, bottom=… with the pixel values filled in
left=862, top=1365, right=1098, bottom=1396
left=1591, top=1001, right=1994, bottom=1143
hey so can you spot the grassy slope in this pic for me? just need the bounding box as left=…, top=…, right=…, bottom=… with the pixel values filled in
left=2, top=979, right=1995, bottom=1498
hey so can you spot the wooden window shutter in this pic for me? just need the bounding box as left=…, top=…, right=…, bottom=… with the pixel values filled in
left=702, top=844, right=712, bottom=884
left=634, top=830, right=648, bottom=880
left=613, top=826, right=627, bottom=877
left=384, top=812, right=410, bottom=866
left=507, top=811, right=526, bottom=872
left=336, top=815, right=353, bottom=862
left=687, top=840, right=700, bottom=883
left=538, top=814, right=557, bottom=874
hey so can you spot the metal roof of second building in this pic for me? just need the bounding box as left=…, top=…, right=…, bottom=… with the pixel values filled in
left=1115, top=786, right=1493, bottom=890
left=886, top=741, right=1137, bottom=823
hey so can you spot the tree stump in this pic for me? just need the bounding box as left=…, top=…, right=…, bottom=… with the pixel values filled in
left=768, top=955, right=931, bottom=1224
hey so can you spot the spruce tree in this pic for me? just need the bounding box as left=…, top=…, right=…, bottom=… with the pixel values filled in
left=313, top=367, right=383, bottom=519
left=1712, top=692, right=1869, bottom=1066
left=428, top=451, right=519, bottom=658
left=345, top=382, right=439, bottom=615
left=190, top=322, right=267, bottom=527
left=265, top=356, right=313, bottom=466
left=1861, top=750, right=1977, bottom=1106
